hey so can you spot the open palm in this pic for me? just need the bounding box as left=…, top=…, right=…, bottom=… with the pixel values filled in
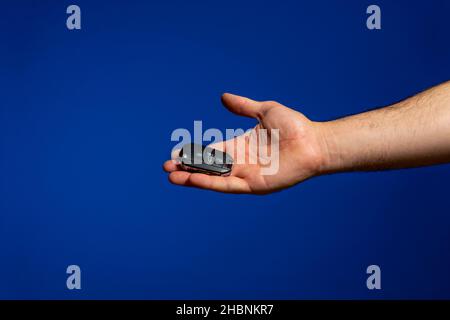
left=163, top=93, right=326, bottom=194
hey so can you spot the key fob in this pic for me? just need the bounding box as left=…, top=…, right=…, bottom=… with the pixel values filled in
left=178, top=143, right=233, bottom=176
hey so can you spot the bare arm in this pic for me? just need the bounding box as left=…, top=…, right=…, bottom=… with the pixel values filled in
left=164, top=81, right=450, bottom=194
left=319, top=81, right=450, bottom=173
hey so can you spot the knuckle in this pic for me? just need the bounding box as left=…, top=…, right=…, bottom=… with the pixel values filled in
left=264, top=100, right=281, bottom=107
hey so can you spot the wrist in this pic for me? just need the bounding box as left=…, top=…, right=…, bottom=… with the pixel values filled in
left=312, top=120, right=348, bottom=175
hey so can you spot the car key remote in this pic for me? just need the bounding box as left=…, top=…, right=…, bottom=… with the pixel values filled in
left=178, top=143, right=233, bottom=176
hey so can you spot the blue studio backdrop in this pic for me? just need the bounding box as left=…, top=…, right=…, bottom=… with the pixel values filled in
left=1, top=0, right=450, bottom=299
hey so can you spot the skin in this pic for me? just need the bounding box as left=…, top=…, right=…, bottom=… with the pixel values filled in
left=163, top=81, right=450, bottom=194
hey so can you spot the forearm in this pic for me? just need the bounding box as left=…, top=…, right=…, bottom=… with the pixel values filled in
left=318, top=81, right=450, bottom=173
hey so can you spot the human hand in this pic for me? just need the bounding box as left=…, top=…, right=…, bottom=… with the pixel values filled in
left=163, top=93, right=328, bottom=194
left=164, top=82, right=450, bottom=194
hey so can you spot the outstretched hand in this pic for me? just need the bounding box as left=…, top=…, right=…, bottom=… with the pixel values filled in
left=163, top=93, right=328, bottom=194
left=164, top=82, right=450, bottom=194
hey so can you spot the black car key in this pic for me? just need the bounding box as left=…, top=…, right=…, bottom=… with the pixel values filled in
left=178, top=143, right=233, bottom=176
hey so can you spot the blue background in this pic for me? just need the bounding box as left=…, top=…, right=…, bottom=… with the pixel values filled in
left=1, top=0, right=450, bottom=299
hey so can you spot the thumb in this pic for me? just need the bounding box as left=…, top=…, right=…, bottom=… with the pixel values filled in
left=221, top=93, right=268, bottom=120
